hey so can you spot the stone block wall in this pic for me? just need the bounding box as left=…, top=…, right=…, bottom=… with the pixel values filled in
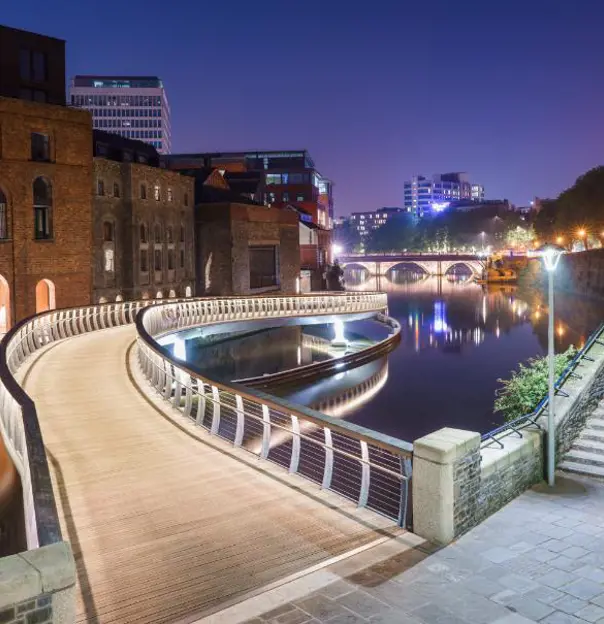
left=557, top=249, right=604, bottom=298
left=0, top=541, right=75, bottom=624
left=452, top=446, right=481, bottom=537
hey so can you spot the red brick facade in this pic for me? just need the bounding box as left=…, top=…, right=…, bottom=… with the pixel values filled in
left=0, top=96, right=93, bottom=326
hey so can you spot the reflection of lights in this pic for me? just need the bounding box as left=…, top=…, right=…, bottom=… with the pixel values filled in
left=557, top=325, right=565, bottom=337
left=415, top=313, right=420, bottom=352
left=332, top=318, right=347, bottom=346
left=482, top=296, right=487, bottom=323
left=495, top=322, right=500, bottom=338
left=297, top=346, right=302, bottom=366
left=173, top=337, right=187, bottom=361
left=534, top=310, right=541, bottom=320
left=434, top=301, right=447, bottom=333
left=408, top=314, right=413, bottom=328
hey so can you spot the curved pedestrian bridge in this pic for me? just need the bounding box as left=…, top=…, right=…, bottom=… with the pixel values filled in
left=1, top=294, right=411, bottom=623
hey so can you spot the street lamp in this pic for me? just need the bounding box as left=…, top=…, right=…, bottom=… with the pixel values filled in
left=480, top=231, right=486, bottom=253
left=577, top=228, right=588, bottom=250
left=331, top=243, right=343, bottom=261
left=537, top=244, right=564, bottom=487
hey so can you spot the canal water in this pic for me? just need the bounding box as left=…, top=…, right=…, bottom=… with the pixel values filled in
left=180, top=268, right=604, bottom=443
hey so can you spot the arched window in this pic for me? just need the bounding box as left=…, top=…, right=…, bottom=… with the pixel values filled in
left=180, top=224, right=185, bottom=243
left=33, top=177, right=52, bottom=240
left=97, top=179, right=105, bottom=196
left=154, top=184, right=160, bottom=201
left=185, top=285, right=192, bottom=297
left=35, top=278, right=56, bottom=313
left=103, top=221, right=114, bottom=241
left=154, top=224, right=161, bottom=243
left=113, top=182, right=120, bottom=198
left=166, top=226, right=173, bottom=243
left=140, top=184, right=147, bottom=199
left=140, top=223, right=147, bottom=243
left=0, top=188, right=8, bottom=240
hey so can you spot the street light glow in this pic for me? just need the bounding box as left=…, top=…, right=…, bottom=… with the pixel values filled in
left=577, top=228, right=586, bottom=238
left=556, top=236, right=564, bottom=245
left=332, top=243, right=343, bottom=256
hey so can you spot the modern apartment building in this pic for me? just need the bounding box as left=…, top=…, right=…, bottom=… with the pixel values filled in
left=69, top=75, right=171, bottom=154
left=349, top=207, right=404, bottom=237
left=404, top=173, right=485, bottom=218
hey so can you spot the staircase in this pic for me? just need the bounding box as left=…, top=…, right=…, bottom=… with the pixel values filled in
left=559, top=405, right=604, bottom=478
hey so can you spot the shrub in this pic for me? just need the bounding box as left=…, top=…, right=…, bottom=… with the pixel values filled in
left=494, top=346, right=577, bottom=422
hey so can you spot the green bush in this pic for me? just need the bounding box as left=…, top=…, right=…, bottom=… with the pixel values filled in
left=494, top=346, right=577, bottom=422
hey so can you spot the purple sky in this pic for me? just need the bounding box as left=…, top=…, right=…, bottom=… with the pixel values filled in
left=3, top=1, right=603, bottom=215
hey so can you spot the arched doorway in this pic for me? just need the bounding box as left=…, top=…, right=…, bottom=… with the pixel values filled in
left=185, top=286, right=192, bottom=297
left=168, top=289, right=176, bottom=298
left=35, top=279, right=56, bottom=313
left=98, top=297, right=108, bottom=304
left=155, top=291, right=163, bottom=299
left=0, top=274, right=10, bottom=335
left=115, top=294, right=123, bottom=302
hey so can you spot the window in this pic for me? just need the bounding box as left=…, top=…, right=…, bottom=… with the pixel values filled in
left=154, top=224, right=161, bottom=243
left=104, top=248, right=114, bottom=272
left=180, top=249, right=185, bottom=269
left=97, top=179, right=105, bottom=196
left=31, top=133, right=50, bottom=161
left=32, top=51, right=47, bottom=82
left=113, top=182, right=120, bottom=198
left=103, top=221, right=114, bottom=241
left=282, top=191, right=289, bottom=202
left=167, top=187, right=173, bottom=202
left=266, top=174, right=281, bottom=185
left=140, top=223, right=147, bottom=243
left=0, top=189, right=8, bottom=239
left=184, top=192, right=189, bottom=207
left=249, top=246, right=278, bottom=289
left=166, top=227, right=173, bottom=243
left=180, top=225, right=185, bottom=242
left=296, top=194, right=305, bottom=201
left=20, top=49, right=31, bottom=80
left=168, top=249, right=174, bottom=270
left=33, top=177, right=52, bottom=240
left=140, top=184, right=147, bottom=199
left=140, top=249, right=148, bottom=272
left=154, top=249, right=162, bottom=271
left=154, top=184, right=160, bottom=201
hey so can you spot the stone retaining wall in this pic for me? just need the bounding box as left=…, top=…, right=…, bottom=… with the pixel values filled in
left=0, top=542, right=75, bottom=624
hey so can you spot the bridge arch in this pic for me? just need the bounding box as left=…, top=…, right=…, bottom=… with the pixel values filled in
left=441, top=260, right=483, bottom=277
left=383, top=261, right=431, bottom=275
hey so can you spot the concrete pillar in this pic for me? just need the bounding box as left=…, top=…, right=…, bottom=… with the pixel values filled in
left=412, top=427, right=481, bottom=545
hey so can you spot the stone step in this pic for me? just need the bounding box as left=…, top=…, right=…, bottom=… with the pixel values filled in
left=584, top=417, right=604, bottom=431
left=564, top=448, right=604, bottom=467
left=574, top=437, right=604, bottom=454
left=559, top=460, right=604, bottom=479
left=581, top=428, right=604, bottom=443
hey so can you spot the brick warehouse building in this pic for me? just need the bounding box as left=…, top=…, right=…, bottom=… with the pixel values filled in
left=92, top=131, right=194, bottom=302
left=0, top=96, right=93, bottom=328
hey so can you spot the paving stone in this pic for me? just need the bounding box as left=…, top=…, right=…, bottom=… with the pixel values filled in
left=548, top=555, right=584, bottom=572
left=267, top=608, right=316, bottom=624
left=261, top=605, right=298, bottom=619
left=574, top=603, right=604, bottom=623
left=458, top=575, right=502, bottom=598
left=411, top=603, right=458, bottom=623
left=539, top=570, right=576, bottom=589
left=483, top=547, right=518, bottom=564
left=369, top=613, right=423, bottom=623
left=545, top=539, right=571, bottom=553
left=335, top=590, right=391, bottom=619
left=492, top=615, right=540, bottom=624
left=294, top=595, right=349, bottom=621
left=561, top=546, right=590, bottom=560
left=490, top=589, right=520, bottom=606
left=319, top=581, right=356, bottom=600
left=554, top=518, right=583, bottom=528
left=320, top=611, right=364, bottom=624
left=574, top=565, right=604, bottom=583
left=560, top=578, right=603, bottom=600
left=509, top=542, right=535, bottom=554
left=550, top=593, right=589, bottom=615
left=521, top=585, right=565, bottom=606
left=505, top=594, right=555, bottom=620
left=539, top=613, right=585, bottom=623
left=528, top=549, right=559, bottom=563
left=498, top=574, right=539, bottom=595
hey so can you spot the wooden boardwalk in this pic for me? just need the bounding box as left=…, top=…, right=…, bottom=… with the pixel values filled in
left=23, top=326, right=399, bottom=624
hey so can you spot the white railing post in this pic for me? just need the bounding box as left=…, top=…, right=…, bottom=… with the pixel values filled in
left=183, top=375, right=193, bottom=418
left=322, top=427, right=334, bottom=490
left=358, top=440, right=370, bottom=508
left=196, top=381, right=206, bottom=425
left=210, top=385, right=220, bottom=434
left=234, top=394, right=244, bottom=447
left=172, top=367, right=182, bottom=409
left=289, top=415, right=300, bottom=474
left=261, top=404, right=271, bottom=459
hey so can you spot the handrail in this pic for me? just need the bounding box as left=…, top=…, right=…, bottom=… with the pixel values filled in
left=0, top=297, right=189, bottom=550
left=481, top=322, right=604, bottom=449
left=135, top=293, right=413, bottom=528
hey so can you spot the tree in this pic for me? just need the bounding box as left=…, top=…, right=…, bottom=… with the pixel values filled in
left=333, top=220, right=362, bottom=253
left=365, top=212, right=417, bottom=253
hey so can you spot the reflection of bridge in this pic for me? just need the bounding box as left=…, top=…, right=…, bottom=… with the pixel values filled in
left=0, top=293, right=412, bottom=622
left=340, top=253, right=485, bottom=276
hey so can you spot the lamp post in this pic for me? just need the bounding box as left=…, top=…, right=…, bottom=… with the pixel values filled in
left=539, top=244, right=564, bottom=487
left=480, top=231, right=486, bottom=254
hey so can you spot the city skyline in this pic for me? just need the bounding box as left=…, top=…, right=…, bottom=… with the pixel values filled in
left=3, top=0, right=604, bottom=215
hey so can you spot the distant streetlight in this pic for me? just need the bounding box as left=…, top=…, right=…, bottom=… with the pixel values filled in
left=537, top=244, right=565, bottom=487
left=332, top=243, right=343, bottom=259
left=556, top=236, right=564, bottom=245
left=480, top=231, right=486, bottom=253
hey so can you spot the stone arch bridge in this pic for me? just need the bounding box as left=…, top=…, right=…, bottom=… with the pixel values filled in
left=339, top=254, right=485, bottom=277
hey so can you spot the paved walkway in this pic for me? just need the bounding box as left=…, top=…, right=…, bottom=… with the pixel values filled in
left=217, top=474, right=604, bottom=624
left=21, top=326, right=403, bottom=624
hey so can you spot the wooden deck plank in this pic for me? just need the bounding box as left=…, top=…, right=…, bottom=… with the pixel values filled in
left=24, top=325, right=397, bottom=623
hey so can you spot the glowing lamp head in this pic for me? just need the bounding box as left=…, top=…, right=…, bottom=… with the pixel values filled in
left=332, top=243, right=343, bottom=256
left=536, top=244, right=565, bottom=273
left=577, top=228, right=586, bottom=238
left=556, top=236, right=564, bottom=245
left=331, top=318, right=348, bottom=347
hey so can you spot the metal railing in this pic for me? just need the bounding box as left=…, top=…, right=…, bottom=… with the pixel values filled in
left=136, top=293, right=414, bottom=528
left=0, top=298, right=174, bottom=550
left=481, top=322, right=604, bottom=449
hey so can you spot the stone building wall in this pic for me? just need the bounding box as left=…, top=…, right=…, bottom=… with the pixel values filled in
left=552, top=249, right=604, bottom=298
left=0, top=96, right=93, bottom=323
left=196, top=203, right=300, bottom=296
left=92, top=158, right=195, bottom=302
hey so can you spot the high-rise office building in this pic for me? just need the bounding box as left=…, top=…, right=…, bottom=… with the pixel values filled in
left=403, top=173, right=485, bottom=218
left=69, top=75, right=171, bottom=154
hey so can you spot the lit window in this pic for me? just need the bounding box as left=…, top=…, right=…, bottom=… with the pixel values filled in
left=154, top=185, right=160, bottom=201
left=167, top=187, right=173, bottom=202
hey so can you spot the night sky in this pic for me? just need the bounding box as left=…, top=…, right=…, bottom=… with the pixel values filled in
left=3, top=1, right=603, bottom=214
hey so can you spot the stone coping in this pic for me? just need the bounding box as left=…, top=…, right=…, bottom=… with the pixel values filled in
left=480, top=429, right=542, bottom=479
left=0, top=541, right=75, bottom=607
